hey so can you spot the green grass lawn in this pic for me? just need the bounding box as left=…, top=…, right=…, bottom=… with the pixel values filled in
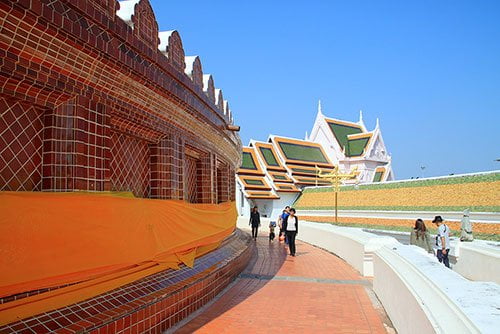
left=306, top=220, right=500, bottom=242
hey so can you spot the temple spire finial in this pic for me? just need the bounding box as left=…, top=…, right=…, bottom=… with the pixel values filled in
left=317, top=99, right=323, bottom=115
left=375, top=117, right=380, bottom=129
left=359, top=110, right=363, bottom=122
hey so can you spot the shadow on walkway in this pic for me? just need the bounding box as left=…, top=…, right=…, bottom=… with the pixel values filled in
left=174, top=228, right=388, bottom=333
left=172, top=234, right=287, bottom=333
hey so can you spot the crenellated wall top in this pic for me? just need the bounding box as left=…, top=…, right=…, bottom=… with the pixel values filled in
left=113, top=0, right=232, bottom=123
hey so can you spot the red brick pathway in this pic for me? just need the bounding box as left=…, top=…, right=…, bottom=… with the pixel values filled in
left=176, top=235, right=388, bottom=333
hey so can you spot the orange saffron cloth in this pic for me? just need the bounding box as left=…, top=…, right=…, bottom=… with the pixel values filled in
left=0, top=192, right=237, bottom=325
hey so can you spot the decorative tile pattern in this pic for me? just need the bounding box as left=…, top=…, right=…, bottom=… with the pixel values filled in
left=198, top=152, right=214, bottom=204
left=0, top=96, right=44, bottom=191
left=184, top=155, right=199, bottom=203
left=0, top=1, right=246, bottom=331
left=150, top=134, right=184, bottom=200
left=110, top=131, right=150, bottom=198
left=229, top=167, right=236, bottom=201
left=216, top=160, right=230, bottom=203
left=0, top=0, right=241, bottom=200
left=0, top=230, right=253, bottom=334
left=42, top=96, right=111, bottom=192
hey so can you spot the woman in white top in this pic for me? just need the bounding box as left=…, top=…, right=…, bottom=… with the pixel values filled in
left=283, top=208, right=298, bottom=256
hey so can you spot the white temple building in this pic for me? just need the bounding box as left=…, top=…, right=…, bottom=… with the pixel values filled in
left=236, top=101, right=394, bottom=217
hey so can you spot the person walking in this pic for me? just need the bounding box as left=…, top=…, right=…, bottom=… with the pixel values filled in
left=432, top=216, right=450, bottom=268
left=410, top=219, right=433, bottom=253
left=283, top=208, right=298, bottom=256
left=249, top=206, right=261, bottom=240
left=277, top=208, right=288, bottom=242
left=280, top=206, right=290, bottom=243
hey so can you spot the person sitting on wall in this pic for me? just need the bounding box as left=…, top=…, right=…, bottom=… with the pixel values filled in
left=460, top=209, right=474, bottom=242
left=410, top=219, right=433, bottom=253
left=432, top=216, right=451, bottom=268
left=249, top=206, right=261, bottom=240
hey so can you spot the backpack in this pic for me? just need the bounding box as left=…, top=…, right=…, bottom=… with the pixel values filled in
left=435, top=224, right=447, bottom=246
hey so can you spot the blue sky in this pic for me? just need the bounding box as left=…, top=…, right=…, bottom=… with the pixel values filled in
left=149, top=0, right=500, bottom=179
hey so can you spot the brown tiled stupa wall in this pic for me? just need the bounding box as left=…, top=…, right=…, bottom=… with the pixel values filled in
left=0, top=0, right=241, bottom=202
left=0, top=230, right=254, bottom=333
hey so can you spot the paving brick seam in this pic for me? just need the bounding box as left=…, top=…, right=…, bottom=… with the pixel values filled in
left=238, top=273, right=372, bottom=286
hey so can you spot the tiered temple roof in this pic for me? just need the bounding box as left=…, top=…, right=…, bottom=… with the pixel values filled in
left=237, top=102, right=394, bottom=201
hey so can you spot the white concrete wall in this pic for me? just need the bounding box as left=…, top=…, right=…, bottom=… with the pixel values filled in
left=372, top=248, right=436, bottom=334
left=373, top=247, right=481, bottom=334
left=296, top=221, right=499, bottom=334
left=252, top=199, right=274, bottom=218
left=236, top=184, right=252, bottom=217
left=269, top=193, right=300, bottom=220
left=238, top=193, right=299, bottom=221
left=453, top=242, right=500, bottom=284
left=297, top=221, right=397, bottom=276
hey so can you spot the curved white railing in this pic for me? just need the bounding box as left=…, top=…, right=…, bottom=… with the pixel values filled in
left=297, top=221, right=499, bottom=334
left=297, top=209, right=500, bottom=224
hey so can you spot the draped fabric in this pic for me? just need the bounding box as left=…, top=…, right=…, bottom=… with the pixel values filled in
left=0, top=192, right=237, bottom=325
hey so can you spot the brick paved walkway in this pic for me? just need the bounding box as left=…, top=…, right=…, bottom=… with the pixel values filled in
left=175, top=233, right=390, bottom=333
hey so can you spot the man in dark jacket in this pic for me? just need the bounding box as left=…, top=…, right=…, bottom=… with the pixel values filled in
left=249, top=206, right=261, bottom=240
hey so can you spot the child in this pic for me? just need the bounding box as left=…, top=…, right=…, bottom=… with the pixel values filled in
left=269, top=221, right=276, bottom=241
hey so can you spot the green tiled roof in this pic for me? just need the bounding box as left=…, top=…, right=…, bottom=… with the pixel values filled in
left=328, top=122, right=362, bottom=151
left=273, top=174, right=287, bottom=180
left=241, top=152, right=257, bottom=170
left=245, top=179, right=264, bottom=186
left=291, top=168, right=316, bottom=175
left=259, top=147, right=279, bottom=166
left=346, top=137, right=370, bottom=157
left=373, top=171, right=383, bottom=182
left=278, top=142, right=328, bottom=164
